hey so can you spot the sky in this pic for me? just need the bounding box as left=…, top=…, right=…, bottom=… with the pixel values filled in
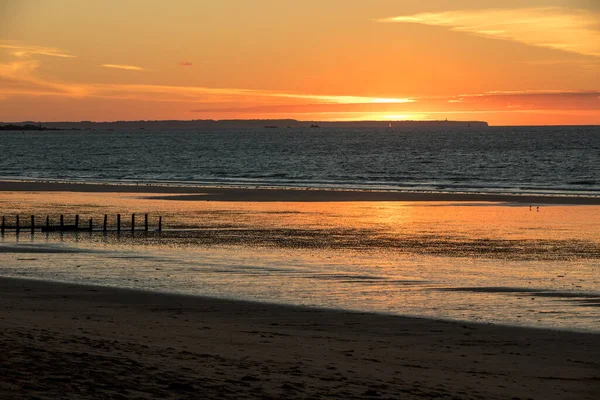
left=0, top=0, right=599, bottom=125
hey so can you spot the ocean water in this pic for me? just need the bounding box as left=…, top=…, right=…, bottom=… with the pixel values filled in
left=1, top=126, right=599, bottom=195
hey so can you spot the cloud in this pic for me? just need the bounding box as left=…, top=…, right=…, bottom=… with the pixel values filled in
left=179, top=61, right=193, bottom=67
left=0, top=59, right=89, bottom=97
left=435, top=90, right=600, bottom=113
left=1, top=56, right=595, bottom=119
left=0, top=42, right=85, bottom=97
left=0, top=59, right=40, bottom=78
left=272, top=93, right=414, bottom=104
left=0, top=42, right=76, bottom=58
left=101, top=64, right=145, bottom=71
left=0, top=61, right=415, bottom=105
left=190, top=90, right=600, bottom=115
left=465, top=89, right=600, bottom=97
left=379, top=7, right=600, bottom=57
left=75, top=83, right=415, bottom=105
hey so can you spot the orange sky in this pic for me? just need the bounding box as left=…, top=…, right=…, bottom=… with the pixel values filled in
left=0, top=0, right=599, bottom=125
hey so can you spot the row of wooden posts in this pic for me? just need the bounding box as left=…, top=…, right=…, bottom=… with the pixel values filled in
left=0, top=214, right=162, bottom=234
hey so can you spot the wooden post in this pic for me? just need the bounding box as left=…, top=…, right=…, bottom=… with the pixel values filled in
left=89, top=217, right=93, bottom=232
left=46, top=215, right=50, bottom=229
left=60, top=214, right=64, bottom=230
left=31, top=215, right=35, bottom=234
left=158, top=216, right=162, bottom=232
left=117, top=214, right=121, bottom=232
left=131, top=214, right=135, bottom=233
left=16, top=215, right=20, bottom=233
left=103, top=214, right=108, bottom=232
left=1, top=216, right=4, bottom=234
left=75, top=215, right=79, bottom=230
left=144, top=214, right=148, bottom=232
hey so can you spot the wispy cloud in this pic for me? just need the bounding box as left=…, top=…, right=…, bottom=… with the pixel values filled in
left=101, top=64, right=145, bottom=71
left=379, top=7, right=600, bottom=57
left=0, top=59, right=89, bottom=97
left=0, top=59, right=41, bottom=78
left=272, top=93, right=414, bottom=104
left=465, top=89, right=600, bottom=97
left=0, top=42, right=85, bottom=97
left=179, top=61, right=193, bottom=67
left=1, top=55, right=596, bottom=120
left=190, top=90, right=600, bottom=116
left=90, top=84, right=415, bottom=105
left=0, top=42, right=76, bottom=58
left=0, top=60, right=415, bottom=105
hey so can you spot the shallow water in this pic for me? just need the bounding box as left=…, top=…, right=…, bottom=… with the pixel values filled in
left=0, top=241, right=598, bottom=332
left=0, top=192, right=598, bottom=332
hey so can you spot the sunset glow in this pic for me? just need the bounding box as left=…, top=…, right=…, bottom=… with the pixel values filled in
left=1, top=0, right=598, bottom=125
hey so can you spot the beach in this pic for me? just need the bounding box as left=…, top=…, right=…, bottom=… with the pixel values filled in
left=0, top=181, right=599, bottom=398
left=1, top=277, right=598, bottom=399
left=3, top=1, right=599, bottom=397
left=2, top=180, right=600, bottom=204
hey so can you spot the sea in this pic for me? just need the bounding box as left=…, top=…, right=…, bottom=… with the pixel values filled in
left=0, top=126, right=599, bottom=333
left=1, top=126, right=599, bottom=195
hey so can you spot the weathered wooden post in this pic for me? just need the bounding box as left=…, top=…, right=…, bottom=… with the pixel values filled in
left=75, top=215, right=79, bottom=230
left=16, top=215, right=20, bottom=233
left=60, top=214, right=64, bottom=230
left=31, top=215, right=35, bottom=234
left=158, top=216, right=162, bottom=232
left=1, top=216, right=4, bottom=234
left=88, top=217, right=93, bottom=232
left=131, top=214, right=135, bottom=233
left=103, top=214, right=108, bottom=232
left=46, top=215, right=50, bottom=229
left=144, top=214, right=148, bottom=232
left=117, top=214, right=121, bottom=232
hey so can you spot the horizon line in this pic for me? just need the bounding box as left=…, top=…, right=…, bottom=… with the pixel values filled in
left=2, top=119, right=600, bottom=127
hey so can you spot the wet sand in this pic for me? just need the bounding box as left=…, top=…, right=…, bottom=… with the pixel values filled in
left=1, top=180, right=600, bottom=204
left=1, top=181, right=599, bottom=398
left=1, top=277, right=598, bottom=399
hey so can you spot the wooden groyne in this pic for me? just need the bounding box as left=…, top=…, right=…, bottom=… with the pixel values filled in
left=0, top=214, right=163, bottom=234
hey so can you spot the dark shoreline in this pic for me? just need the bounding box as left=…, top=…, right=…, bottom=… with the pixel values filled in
left=1, top=275, right=598, bottom=336
left=1, top=180, right=600, bottom=204
left=0, top=276, right=598, bottom=399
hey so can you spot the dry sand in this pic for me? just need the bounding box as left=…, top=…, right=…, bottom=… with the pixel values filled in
left=1, top=180, right=600, bottom=204
left=0, top=277, right=598, bottom=399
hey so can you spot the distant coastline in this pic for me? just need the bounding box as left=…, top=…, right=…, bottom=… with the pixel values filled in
left=1, top=119, right=489, bottom=130
left=0, top=123, right=63, bottom=131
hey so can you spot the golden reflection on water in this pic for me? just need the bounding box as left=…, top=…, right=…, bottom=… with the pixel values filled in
left=1, top=191, right=599, bottom=244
